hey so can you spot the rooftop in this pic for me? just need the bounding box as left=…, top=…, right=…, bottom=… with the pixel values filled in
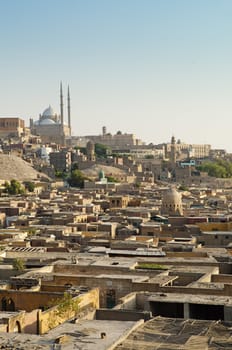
left=114, top=316, right=232, bottom=349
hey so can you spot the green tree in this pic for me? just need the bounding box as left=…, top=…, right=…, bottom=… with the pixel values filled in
left=24, top=181, right=35, bottom=192
left=71, top=162, right=79, bottom=171
left=56, top=292, right=79, bottom=318
left=5, top=179, right=25, bottom=195
left=13, top=258, right=25, bottom=271
left=95, top=143, right=111, bottom=158
left=106, top=176, right=118, bottom=183
left=197, top=160, right=232, bottom=178
left=68, top=169, right=89, bottom=188
left=178, top=185, right=189, bottom=191
left=55, top=170, right=68, bottom=179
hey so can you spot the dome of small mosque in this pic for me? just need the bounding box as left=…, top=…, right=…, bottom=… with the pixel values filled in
left=161, top=186, right=183, bottom=216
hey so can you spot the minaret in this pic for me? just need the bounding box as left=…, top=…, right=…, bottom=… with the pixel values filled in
left=60, top=81, right=64, bottom=126
left=67, top=85, right=71, bottom=135
left=170, top=135, right=176, bottom=169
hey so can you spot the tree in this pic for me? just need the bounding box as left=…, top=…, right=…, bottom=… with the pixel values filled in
left=106, top=176, right=118, bottom=183
left=197, top=160, right=232, bottom=178
left=13, top=258, right=25, bottom=271
left=5, top=179, right=25, bottom=195
left=55, top=170, right=68, bottom=179
left=178, top=185, right=189, bottom=191
left=95, top=143, right=111, bottom=158
left=24, top=181, right=35, bottom=192
left=71, top=162, right=79, bottom=171
left=145, top=154, right=154, bottom=159
left=68, top=169, right=89, bottom=188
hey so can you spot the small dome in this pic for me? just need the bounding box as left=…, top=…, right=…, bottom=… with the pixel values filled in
left=163, top=187, right=182, bottom=203
left=42, top=105, right=55, bottom=118
left=161, top=187, right=183, bottom=216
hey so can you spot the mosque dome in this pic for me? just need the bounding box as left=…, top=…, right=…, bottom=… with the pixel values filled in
left=163, top=187, right=181, bottom=203
left=161, top=187, right=183, bottom=216
left=42, top=105, right=55, bottom=118
left=39, top=118, right=56, bottom=125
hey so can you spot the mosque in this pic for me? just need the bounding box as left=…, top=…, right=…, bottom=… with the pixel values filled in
left=30, top=83, right=71, bottom=145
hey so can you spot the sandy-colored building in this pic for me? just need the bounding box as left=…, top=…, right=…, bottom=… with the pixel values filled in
left=0, top=117, right=25, bottom=138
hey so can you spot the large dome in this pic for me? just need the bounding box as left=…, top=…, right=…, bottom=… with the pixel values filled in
left=39, top=118, right=56, bottom=125
left=42, top=105, right=55, bottom=118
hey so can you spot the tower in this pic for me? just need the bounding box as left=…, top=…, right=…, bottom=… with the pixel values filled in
left=60, top=82, right=64, bottom=126
left=170, top=135, right=176, bottom=170
left=67, top=85, right=71, bottom=135
left=86, top=140, right=96, bottom=161
left=102, top=126, right=107, bottom=136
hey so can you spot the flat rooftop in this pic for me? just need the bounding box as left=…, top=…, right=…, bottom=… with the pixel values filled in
left=0, top=319, right=139, bottom=350
left=114, top=316, right=232, bottom=349
left=148, top=292, right=232, bottom=306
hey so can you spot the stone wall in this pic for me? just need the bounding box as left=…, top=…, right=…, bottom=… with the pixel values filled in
left=38, top=288, right=99, bottom=334
left=96, top=309, right=151, bottom=321
left=0, top=290, right=63, bottom=312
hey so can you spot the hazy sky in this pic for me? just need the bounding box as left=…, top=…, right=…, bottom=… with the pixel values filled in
left=1, top=0, right=232, bottom=150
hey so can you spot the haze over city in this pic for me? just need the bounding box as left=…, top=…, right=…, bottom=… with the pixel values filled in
left=1, top=0, right=232, bottom=150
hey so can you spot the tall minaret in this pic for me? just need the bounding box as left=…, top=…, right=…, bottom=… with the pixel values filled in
left=67, top=85, right=71, bottom=135
left=170, top=135, right=176, bottom=170
left=60, top=81, right=64, bottom=126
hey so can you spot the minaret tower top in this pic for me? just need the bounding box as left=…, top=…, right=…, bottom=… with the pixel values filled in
left=60, top=81, right=64, bottom=126
left=67, top=85, right=71, bottom=134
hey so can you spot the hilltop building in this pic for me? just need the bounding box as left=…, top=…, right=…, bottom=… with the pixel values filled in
left=166, top=138, right=211, bottom=159
left=30, top=83, right=71, bottom=145
left=0, top=117, right=25, bottom=139
left=84, top=126, right=144, bottom=149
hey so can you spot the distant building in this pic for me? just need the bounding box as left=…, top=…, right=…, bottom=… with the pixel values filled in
left=86, top=140, right=96, bottom=161
left=50, top=150, right=72, bottom=172
left=85, top=127, right=144, bottom=149
left=166, top=139, right=211, bottom=159
left=30, top=83, right=71, bottom=145
left=0, top=117, right=25, bottom=139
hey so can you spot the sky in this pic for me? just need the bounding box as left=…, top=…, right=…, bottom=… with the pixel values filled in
left=1, top=0, right=232, bottom=151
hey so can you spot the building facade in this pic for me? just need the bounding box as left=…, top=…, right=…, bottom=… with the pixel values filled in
left=0, top=118, right=25, bottom=139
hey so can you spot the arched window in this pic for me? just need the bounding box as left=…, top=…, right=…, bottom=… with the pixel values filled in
left=13, top=321, right=21, bottom=333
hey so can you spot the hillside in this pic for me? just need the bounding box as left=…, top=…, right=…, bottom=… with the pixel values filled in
left=81, top=164, right=126, bottom=177
left=0, top=154, right=42, bottom=181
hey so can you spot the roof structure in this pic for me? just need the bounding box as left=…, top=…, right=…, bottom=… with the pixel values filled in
left=114, top=316, right=232, bottom=349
